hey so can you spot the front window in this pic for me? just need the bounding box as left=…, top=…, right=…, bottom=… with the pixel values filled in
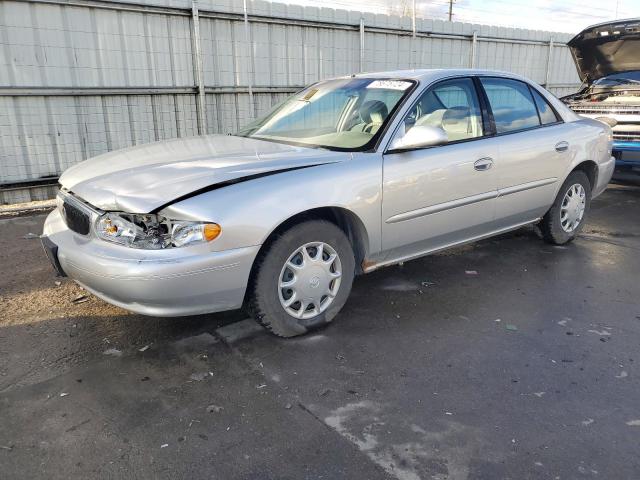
left=236, top=78, right=415, bottom=150
left=402, top=77, right=484, bottom=143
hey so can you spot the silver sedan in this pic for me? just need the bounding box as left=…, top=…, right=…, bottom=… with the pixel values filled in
left=42, top=69, right=615, bottom=337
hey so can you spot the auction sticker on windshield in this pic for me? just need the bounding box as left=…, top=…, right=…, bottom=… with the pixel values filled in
left=366, top=80, right=413, bottom=90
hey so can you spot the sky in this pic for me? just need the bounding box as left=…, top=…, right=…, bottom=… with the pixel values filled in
left=277, top=0, right=638, bottom=33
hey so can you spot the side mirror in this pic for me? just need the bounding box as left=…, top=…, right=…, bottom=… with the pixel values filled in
left=389, top=125, right=448, bottom=151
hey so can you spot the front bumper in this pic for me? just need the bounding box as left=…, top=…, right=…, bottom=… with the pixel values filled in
left=42, top=209, right=260, bottom=317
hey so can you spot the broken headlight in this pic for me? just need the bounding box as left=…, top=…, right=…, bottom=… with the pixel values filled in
left=95, top=213, right=221, bottom=249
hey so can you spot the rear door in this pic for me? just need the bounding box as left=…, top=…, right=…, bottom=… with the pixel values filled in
left=478, top=77, right=574, bottom=228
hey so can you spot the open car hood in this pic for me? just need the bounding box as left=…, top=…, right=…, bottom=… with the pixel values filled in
left=568, top=19, right=640, bottom=83
left=59, top=135, right=345, bottom=213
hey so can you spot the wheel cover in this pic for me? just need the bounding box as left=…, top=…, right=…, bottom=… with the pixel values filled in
left=560, top=183, right=586, bottom=233
left=278, top=242, right=342, bottom=320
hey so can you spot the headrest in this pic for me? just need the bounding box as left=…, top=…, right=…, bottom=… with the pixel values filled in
left=360, top=100, right=388, bottom=124
left=442, top=106, right=470, bottom=125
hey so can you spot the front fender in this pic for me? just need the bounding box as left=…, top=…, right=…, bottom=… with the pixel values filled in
left=160, top=153, right=383, bottom=256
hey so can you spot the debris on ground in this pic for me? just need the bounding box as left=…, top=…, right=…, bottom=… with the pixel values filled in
left=71, top=295, right=89, bottom=305
left=22, top=233, right=40, bottom=240
left=615, top=371, right=628, bottom=379
left=103, top=348, right=122, bottom=357
left=505, top=324, right=518, bottom=331
left=558, top=317, right=571, bottom=326
left=495, top=318, right=501, bottom=322
left=160, top=444, right=168, bottom=448
left=582, top=419, right=594, bottom=426
left=54, top=281, right=61, bottom=287
left=138, top=345, right=150, bottom=352
left=465, top=270, right=478, bottom=275
left=206, top=404, right=223, bottom=413
left=626, top=420, right=640, bottom=426
left=0, top=445, right=13, bottom=451
left=256, top=384, right=267, bottom=389
left=588, top=329, right=611, bottom=336
left=421, top=281, right=436, bottom=287
left=189, top=372, right=211, bottom=382
left=533, top=392, right=545, bottom=397
left=285, top=403, right=292, bottom=409
left=318, top=388, right=332, bottom=397
left=59, top=392, right=69, bottom=397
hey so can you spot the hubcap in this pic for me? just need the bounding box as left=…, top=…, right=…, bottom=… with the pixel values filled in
left=560, top=183, right=586, bottom=233
left=278, top=242, right=342, bottom=320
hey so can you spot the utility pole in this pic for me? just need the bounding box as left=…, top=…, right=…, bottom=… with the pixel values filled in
left=448, top=0, right=454, bottom=22
left=412, top=0, right=416, bottom=37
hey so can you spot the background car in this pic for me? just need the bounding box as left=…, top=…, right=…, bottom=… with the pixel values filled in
left=562, top=19, right=640, bottom=176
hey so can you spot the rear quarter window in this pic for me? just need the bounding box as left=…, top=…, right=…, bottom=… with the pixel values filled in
left=531, top=88, right=561, bottom=125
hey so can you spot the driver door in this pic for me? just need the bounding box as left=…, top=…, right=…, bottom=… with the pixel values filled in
left=381, top=77, right=500, bottom=259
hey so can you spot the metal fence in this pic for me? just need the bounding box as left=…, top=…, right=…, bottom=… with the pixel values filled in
left=0, top=0, right=581, bottom=204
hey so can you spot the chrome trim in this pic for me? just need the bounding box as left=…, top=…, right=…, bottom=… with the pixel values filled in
left=385, top=177, right=556, bottom=224
left=498, top=178, right=557, bottom=197
left=57, top=189, right=103, bottom=217
left=386, top=190, right=498, bottom=224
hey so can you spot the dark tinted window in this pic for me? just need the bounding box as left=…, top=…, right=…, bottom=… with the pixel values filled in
left=531, top=88, right=560, bottom=125
left=480, top=78, right=540, bottom=133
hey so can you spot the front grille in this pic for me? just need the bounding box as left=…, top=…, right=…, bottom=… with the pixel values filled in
left=613, top=131, right=640, bottom=142
left=62, top=200, right=90, bottom=235
left=569, top=104, right=640, bottom=116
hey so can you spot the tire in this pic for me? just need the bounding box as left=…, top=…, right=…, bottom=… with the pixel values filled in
left=246, top=219, right=356, bottom=338
left=539, top=170, right=591, bottom=245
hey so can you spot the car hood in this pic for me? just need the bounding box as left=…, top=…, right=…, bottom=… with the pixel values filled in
left=568, top=19, right=640, bottom=83
left=60, top=135, right=347, bottom=213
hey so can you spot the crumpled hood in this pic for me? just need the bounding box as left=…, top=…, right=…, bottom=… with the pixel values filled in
left=60, top=135, right=346, bottom=213
left=568, top=19, right=640, bottom=83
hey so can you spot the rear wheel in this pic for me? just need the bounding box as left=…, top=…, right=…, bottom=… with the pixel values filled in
left=539, top=170, right=591, bottom=245
left=247, top=220, right=355, bottom=337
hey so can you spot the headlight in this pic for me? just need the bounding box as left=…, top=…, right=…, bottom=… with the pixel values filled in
left=95, top=213, right=221, bottom=249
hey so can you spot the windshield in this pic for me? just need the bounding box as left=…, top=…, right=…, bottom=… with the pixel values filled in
left=594, top=71, right=640, bottom=87
left=236, top=78, right=415, bottom=150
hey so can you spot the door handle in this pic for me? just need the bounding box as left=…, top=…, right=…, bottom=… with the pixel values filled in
left=555, top=141, right=569, bottom=152
left=474, top=157, right=494, bottom=171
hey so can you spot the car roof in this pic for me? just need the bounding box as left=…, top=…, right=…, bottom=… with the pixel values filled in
left=345, top=68, right=531, bottom=83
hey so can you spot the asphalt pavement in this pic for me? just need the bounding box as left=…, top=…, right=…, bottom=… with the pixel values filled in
left=1, top=184, right=639, bottom=479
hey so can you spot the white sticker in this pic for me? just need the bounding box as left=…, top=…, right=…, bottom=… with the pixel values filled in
left=366, top=80, right=412, bottom=91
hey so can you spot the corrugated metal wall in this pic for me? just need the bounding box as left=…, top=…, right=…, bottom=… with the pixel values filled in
left=0, top=0, right=581, bottom=204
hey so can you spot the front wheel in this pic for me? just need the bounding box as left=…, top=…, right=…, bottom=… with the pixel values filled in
left=246, top=220, right=356, bottom=337
left=539, top=170, right=591, bottom=245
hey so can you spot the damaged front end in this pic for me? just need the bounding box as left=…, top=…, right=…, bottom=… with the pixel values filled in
left=563, top=19, right=640, bottom=171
